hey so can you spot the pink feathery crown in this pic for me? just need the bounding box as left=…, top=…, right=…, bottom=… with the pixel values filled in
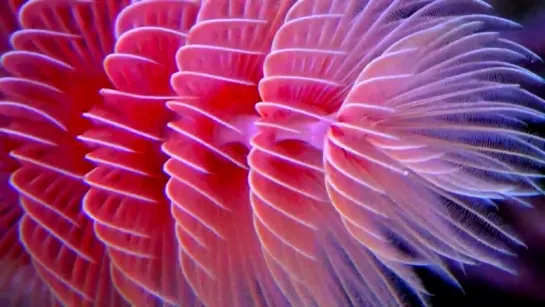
left=0, top=0, right=544, bottom=306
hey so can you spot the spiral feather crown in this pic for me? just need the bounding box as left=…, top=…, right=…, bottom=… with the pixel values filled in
left=0, top=0, right=544, bottom=306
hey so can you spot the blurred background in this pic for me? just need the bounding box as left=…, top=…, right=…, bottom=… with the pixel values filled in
left=429, top=1, right=545, bottom=306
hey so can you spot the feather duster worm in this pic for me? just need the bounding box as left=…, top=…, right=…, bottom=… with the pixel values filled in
left=0, top=0, right=544, bottom=306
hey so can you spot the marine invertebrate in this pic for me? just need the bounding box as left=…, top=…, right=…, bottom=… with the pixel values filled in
left=0, top=0, right=543, bottom=306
